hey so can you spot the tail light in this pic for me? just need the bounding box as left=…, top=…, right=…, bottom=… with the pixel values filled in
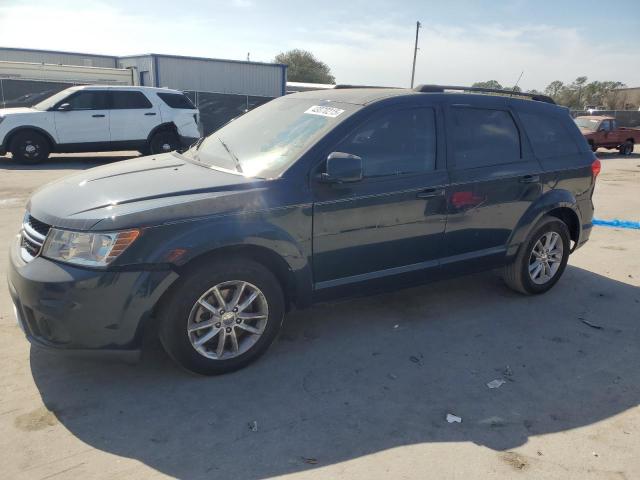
left=591, top=158, right=601, bottom=178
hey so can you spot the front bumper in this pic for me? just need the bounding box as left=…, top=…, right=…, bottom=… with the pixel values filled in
left=8, top=239, right=178, bottom=357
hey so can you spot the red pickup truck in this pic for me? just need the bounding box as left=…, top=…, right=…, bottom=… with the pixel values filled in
left=574, top=116, right=639, bottom=155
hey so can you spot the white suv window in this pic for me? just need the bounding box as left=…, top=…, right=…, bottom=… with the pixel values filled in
left=60, top=91, right=109, bottom=111
left=111, top=91, right=152, bottom=109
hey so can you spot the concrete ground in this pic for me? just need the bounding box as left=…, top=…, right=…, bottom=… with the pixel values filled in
left=0, top=149, right=638, bottom=480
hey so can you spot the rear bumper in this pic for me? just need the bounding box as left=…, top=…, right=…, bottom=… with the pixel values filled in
left=575, top=221, right=592, bottom=250
left=8, top=238, right=178, bottom=357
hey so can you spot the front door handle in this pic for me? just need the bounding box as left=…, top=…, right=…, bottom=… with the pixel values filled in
left=144, top=112, right=157, bottom=116
left=92, top=114, right=105, bottom=118
left=519, top=174, right=539, bottom=184
left=416, top=188, right=445, bottom=199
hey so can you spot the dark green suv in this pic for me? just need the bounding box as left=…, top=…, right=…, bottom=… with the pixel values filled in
left=8, top=85, right=599, bottom=375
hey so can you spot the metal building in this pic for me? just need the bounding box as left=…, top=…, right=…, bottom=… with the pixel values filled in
left=0, top=47, right=118, bottom=68
left=0, top=47, right=287, bottom=135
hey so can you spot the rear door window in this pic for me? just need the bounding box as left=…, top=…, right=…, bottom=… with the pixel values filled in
left=157, top=92, right=196, bottom=109
left=336, top=107, right=437, bottom=177
left=110, top=91, right=152, bottom=109
left=518, top=111, right=580, bottom=158
left=450, top=107, right=521, bottom=169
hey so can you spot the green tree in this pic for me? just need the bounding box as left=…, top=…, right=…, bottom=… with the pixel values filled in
left=472, top=80, right=503, bottom=90
left=274, top=49, right=336, bottom=84
left=544, top=80, right=564, bottom=98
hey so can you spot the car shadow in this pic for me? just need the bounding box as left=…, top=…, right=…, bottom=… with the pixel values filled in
left=595, top=150, right=640, bottom=160
left=29, top=266, right=640, bottom=479
left=0, top=152, right=139, bottom=171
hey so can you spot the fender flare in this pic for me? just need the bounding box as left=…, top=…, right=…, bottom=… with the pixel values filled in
left=146, top=122, right=178, bottom=144
left=2, top=125, right=57, bottom=151
left=506, top=189, right=581, bottom=257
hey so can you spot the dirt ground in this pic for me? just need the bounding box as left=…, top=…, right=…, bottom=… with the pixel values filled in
left=0, top=149, right=638, bottom=480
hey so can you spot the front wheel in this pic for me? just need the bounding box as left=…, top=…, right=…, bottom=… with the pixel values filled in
left=503, top=216, right=570, bottom=295
left=10, top=131, right=50, bottom=164
left=159, top=258, right=285, bottom=375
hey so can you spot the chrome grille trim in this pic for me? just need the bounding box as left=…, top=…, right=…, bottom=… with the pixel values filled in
left=20, top=213, right=50, bottom=263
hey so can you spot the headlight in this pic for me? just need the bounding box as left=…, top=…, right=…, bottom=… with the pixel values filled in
left=42, top=228, right=140, bottom=267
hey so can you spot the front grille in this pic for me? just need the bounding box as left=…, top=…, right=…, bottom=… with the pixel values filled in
left=20, top=213, right=50, bottom=262
left=27, top=215, right=50, bottom=237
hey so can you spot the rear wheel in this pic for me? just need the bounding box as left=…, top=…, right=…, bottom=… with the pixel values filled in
left=10, top=131, right=50, bottom=164
left=503, top=216, right=570, bottom=295
left=149, top=130, right=180, bottom=155
left=618, top=141, right=634, bottom=156
left=159, top=257, right=285, bottom=375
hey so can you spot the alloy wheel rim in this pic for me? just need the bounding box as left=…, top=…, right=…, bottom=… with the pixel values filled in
left=22, top=141, right=40, bottom=158
left=528, top=231, right=563, bottom=285
left=187, top=280, right=268, bottom=360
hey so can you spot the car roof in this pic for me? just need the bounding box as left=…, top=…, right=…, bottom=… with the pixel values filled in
left=288, top=87, right=563, bottom=112
left=68, top=85, right=183, bottom=94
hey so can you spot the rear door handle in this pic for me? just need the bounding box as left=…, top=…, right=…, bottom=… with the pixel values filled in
left=92, top=114, right=105, bottom=118
left=519, top=174, right=539, bottom=184
left=144, top=112, right=157, bottom=116
left=416, top=188, right=445, bottom=199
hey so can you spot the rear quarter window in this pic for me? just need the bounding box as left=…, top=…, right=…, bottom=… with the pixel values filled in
left=519, top=111, right=580, bottom=158
left=157, top=92, right=196, bottom=109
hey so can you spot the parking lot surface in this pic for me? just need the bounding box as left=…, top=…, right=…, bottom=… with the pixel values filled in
left=0, top=150, right=639, bottom=479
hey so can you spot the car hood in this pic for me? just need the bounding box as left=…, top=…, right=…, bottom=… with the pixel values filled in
left=579, top=128, right=595, bottom=136
left=27, top=153, right=277, bottom=231
left=0, top=107, right=39, bottom=116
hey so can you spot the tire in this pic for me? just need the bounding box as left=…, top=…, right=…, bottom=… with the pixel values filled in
left=148, top=130, right=180, bottom=155
left=10, top=131, right=50, bottom=164
left=159, top=257, right=285, bottom=375
left=503, top=216, right=570, bottom=295
left=618, top=141, right=634, bottom=156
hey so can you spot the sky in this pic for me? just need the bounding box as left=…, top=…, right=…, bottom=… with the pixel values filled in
left=1, top=0, right=639, bottom=91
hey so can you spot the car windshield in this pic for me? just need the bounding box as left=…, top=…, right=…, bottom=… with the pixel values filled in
left=32, top=88, right=76, bottom=111
left=574, top=117, right=601, bottom=131
left=183, top=96, right=359, bottom=179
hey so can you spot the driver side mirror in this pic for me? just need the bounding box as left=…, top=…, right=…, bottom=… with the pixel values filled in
left=320, top=152, right=363, bottom=184
left=57, top=103, right=72, bottom=112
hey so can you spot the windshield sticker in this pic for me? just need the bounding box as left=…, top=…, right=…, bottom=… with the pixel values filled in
left=304, top=105, right=345, bottom=118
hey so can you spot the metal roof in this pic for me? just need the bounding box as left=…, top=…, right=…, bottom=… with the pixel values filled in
left=119, top=52, right=285, bottom=68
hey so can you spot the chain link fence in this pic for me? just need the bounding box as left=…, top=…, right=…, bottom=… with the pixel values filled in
left=1, top=78, right=275, bottom=136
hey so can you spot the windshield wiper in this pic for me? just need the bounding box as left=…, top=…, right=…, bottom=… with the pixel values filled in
left=217, top=137, right=243, bottom=174
left=192, top=136, right=205, bottom=151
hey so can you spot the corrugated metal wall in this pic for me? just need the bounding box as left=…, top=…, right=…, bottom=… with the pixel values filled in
left=0, top=48, right=117, bottom=68
left=156, top=56, right=284, bottom=97
left=117, top=56, right=154, bottom=86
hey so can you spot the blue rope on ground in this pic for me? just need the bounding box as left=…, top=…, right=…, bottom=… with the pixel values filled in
left=592, top=218, right=640, bottom=230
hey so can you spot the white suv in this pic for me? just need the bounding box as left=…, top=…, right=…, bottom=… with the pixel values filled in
left=0, top=85, right=200, bottom=164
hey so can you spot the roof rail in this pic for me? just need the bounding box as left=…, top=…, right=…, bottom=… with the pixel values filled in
left=413, top=84, right=555, bottom=104
left=333, top=84, right=395, bottom=89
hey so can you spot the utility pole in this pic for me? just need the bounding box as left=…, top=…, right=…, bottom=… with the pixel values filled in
left=410, top=21, right=421, bottom=88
